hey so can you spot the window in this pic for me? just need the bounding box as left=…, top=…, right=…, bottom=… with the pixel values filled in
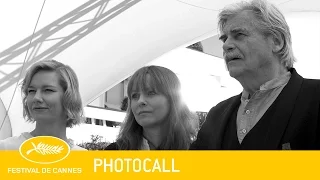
left=85, top=118, right=92, bottom=124
left=105, top=120, right=122, bottom=127
left=95, top=119, right=103, bottom=126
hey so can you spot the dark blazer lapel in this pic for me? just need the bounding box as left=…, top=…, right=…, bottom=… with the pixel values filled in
left=210, top=94, right=241, bottom=149
left=262, top=68, right=304, bottom=149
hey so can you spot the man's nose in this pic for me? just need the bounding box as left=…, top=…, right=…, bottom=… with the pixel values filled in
left=222, top=38, right=236, bottom=53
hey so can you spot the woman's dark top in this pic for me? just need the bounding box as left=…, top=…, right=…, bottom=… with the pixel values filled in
left=104, top=142, right=119, bottom=150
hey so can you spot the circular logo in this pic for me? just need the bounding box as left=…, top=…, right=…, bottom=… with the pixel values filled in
left=19, top=136, right=70, bottom=164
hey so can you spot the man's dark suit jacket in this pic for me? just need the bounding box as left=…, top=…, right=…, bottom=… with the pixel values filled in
left=190, top=68, right=320, bottom=150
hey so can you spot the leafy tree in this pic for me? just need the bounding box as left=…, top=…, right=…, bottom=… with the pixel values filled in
left=77, top=135, right=111, bottom=150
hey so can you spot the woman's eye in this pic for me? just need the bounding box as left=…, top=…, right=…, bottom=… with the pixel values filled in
left=45, top=89, right=54, bottom=92
left=131, top=93, right=139, bottom=99
left=148, top=91, right=156, bottom=95
left=27, top=89, right=35, bottom=94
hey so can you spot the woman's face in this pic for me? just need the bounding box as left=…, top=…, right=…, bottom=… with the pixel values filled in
left=130, top=74, right=170, bottom=129
left=26, top=70, right=65, bottom=123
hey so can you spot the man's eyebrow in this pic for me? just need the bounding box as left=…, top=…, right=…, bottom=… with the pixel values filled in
left=219, top=27, right=249, bottom=41
left=230, top=27, right=248, bottom=34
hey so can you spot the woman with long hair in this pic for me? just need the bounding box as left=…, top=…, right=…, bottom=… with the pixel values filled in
left=105, top=65, right=198, bottom=150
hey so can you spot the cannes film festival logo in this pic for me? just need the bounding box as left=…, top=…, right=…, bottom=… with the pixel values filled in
left=19, top=136, right=70, bottom=164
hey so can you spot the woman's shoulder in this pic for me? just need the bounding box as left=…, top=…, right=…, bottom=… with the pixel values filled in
left=0, top=132, right=32, bottom=150
left=103, top=142, right=119, bottom=150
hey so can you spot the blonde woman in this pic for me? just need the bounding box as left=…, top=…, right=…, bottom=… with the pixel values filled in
left=0, top=60, right=86, bottom=150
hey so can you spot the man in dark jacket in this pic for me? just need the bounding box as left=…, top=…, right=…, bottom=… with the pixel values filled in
left=190, top=0, right=320, bottom=150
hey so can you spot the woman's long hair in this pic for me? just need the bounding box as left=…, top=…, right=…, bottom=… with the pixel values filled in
left=115, top=66, right=198, bottom=150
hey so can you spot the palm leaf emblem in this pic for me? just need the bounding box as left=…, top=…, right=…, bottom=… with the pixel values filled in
left=26, top=142, right=64, bottom=155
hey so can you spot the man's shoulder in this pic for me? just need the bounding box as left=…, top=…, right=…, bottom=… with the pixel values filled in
left=292, top=68, right=320, bottom=87
left=208, top=94, right=240, bottom=114
left=300, top=78, right=320, bottom=97
left=303, top=78, right=320, bottom=86
left=201, top=94, right=240, bottom=126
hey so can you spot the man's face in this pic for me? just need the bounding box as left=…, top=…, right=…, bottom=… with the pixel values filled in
left=219, top=10, right=275, bottom=79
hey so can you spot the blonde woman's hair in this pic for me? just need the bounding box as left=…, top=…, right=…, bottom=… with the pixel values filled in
left=21, top=59, right=83, bottom=127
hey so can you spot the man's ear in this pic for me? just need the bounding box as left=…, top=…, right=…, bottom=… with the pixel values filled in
left=271, top=31, right=284, bottom=53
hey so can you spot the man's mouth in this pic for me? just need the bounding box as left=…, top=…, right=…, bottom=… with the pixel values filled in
left=228, top=57, right=242, bottom=62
